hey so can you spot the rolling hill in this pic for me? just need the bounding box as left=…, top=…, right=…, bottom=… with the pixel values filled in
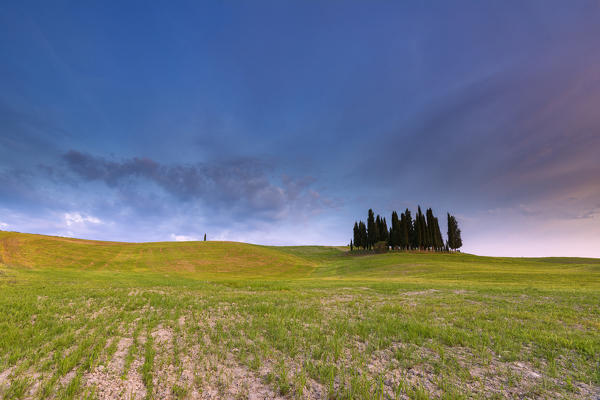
left=1, top=230, right=599, bottom=288
left=0, top=231, right=314, bottom=279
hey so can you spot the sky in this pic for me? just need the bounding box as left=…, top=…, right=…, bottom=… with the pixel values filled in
left=1, top=1, right=599, bottom=257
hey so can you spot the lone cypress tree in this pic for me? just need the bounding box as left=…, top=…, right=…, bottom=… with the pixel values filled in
left=204, top=233, right=207, bottom=241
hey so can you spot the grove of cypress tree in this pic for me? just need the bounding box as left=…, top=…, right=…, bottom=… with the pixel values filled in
left=353, top=208, right=462, bottom=253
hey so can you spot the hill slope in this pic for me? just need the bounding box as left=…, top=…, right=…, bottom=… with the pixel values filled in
left=1, top=230, right=599, bottom=287
left=0, top=231, right=315, bottom=278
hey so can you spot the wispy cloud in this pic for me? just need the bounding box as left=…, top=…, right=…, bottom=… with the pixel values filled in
left=170, top=233, right=200, bottom=242
left=64, top=212, right=102, bottom=227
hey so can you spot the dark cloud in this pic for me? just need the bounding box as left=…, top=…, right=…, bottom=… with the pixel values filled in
left=62, top=150, right=336, bottom=220
left=355, top=58, right=600, bottom=213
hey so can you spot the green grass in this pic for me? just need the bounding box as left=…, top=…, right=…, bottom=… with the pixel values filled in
left=0, top=230, right=599, bottom=399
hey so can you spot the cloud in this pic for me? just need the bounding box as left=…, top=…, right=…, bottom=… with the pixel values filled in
left=0, top=222, right=8, bottom=229
left=64, top=212, right=102, bottom=226
left=170, top=233, right=200, bottom=242
left=574, top=208, right=600, bottom=220
left=354, top=57, right=600, bottom=214
left=62, top=150, right=338, bottom=222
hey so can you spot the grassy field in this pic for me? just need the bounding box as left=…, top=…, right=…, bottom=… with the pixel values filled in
left=0, top=231, right=598, bottom=399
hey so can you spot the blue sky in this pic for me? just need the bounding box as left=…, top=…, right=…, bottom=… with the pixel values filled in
left=1, top=1, right=599, bottom=256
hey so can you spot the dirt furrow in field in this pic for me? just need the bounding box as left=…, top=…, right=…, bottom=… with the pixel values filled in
left=83, top=335, right=146, bottom=400
left=193, top=354, right=285, bottom=400
left=150, top=324, right=177, bottom=398
left=0, top=366, right=14, bottom=388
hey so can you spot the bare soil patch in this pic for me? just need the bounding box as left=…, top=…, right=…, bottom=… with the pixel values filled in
left=83, top=336, right=146, bottom=400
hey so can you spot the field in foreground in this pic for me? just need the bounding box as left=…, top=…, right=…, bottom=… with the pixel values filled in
left=0, top=231, right=599, bottom=399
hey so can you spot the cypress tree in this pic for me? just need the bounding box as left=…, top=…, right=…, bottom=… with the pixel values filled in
left=421, top=209, right=428, bottom=250
left=353, top=222, right=359, bottom=251
left=415, top=206, right=425, bottom=249
left=204, top=233, right=207, bottom=241
left=367, top=209, right=376, bottom=250
left=438, top=218, right=445, bottom=250
left=391, top=211, right=400, bottom=249
left=355, top=221, right=362, bottom=249
left=359, top=221, right=367, bottom=249
left=447, top=213, right=463, bottom=251
left=414, top=217, right=421, bottom=249
left=454, top=219, right=463, bottom=251
left=399, top=212, right=407, bottom=250
left=359, top=224, right=362, bottom=249
left=447, top=213, right=453, bottom=250
left=381, top=217, right=389, bottom=244
left=375, top=215, right=382, bottom=245
left=404, top=209, right=414, bottom=250
left=426, top=208, right=438, bottom=251
left=432, top=216, right=443, bottom=251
